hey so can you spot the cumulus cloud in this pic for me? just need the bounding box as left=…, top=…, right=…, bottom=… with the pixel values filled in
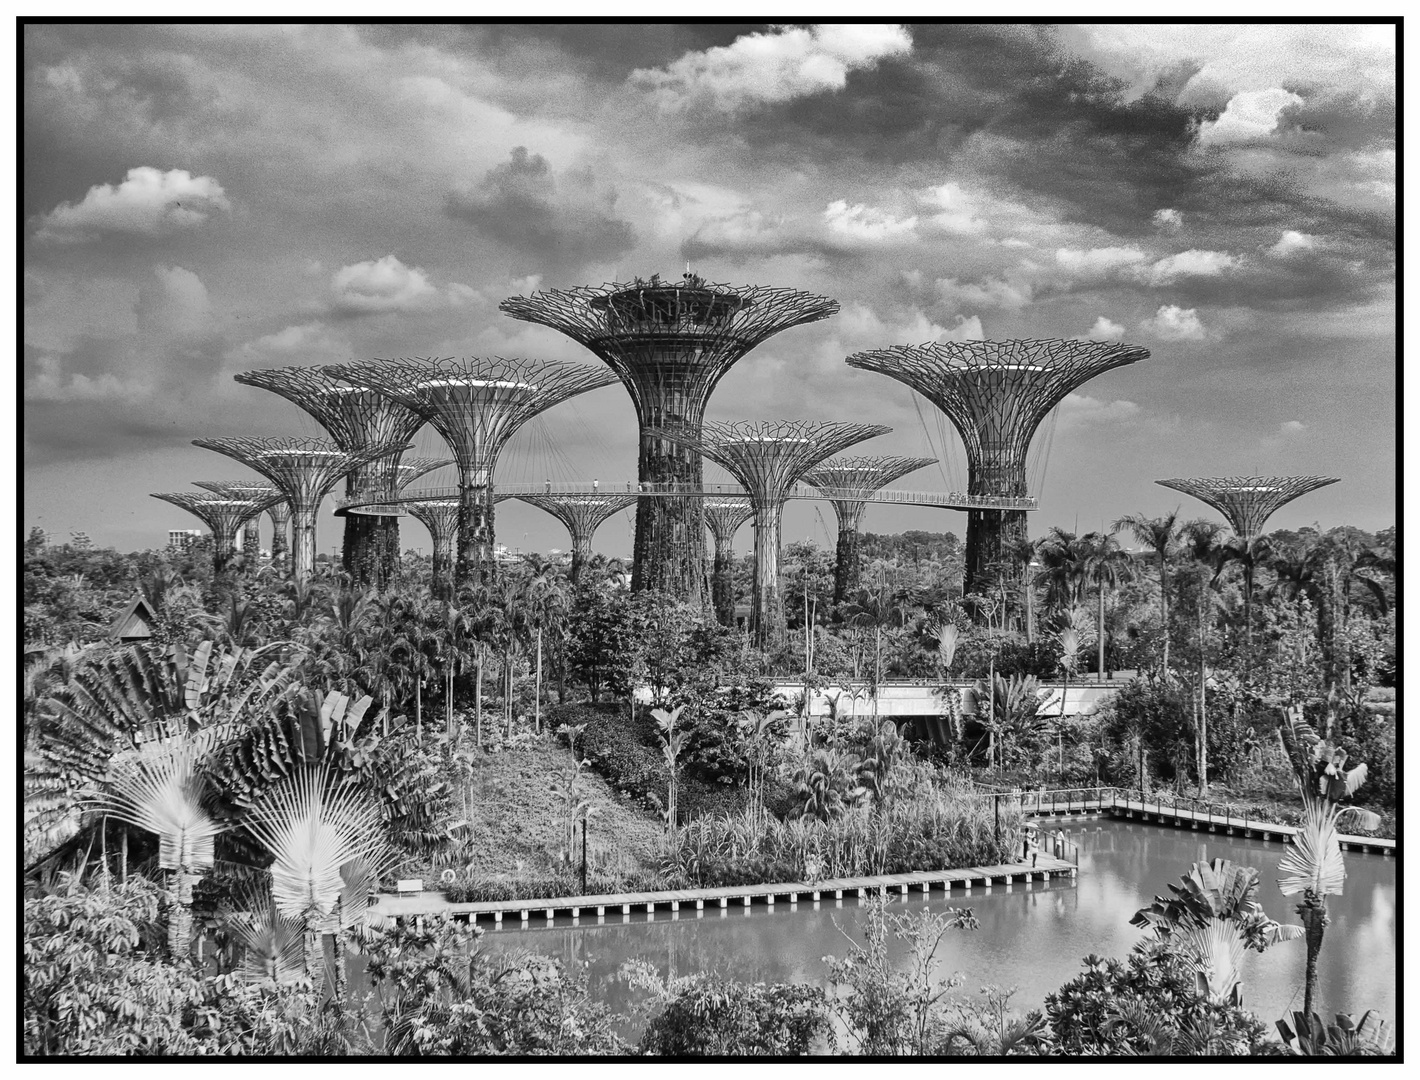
left=1270, top=230, right=1318, bottom=257
left=329, top=255, right=476, bottom=315
left=137, top=265, right=212, bottom=336
left=822, top=199, right=918, bottom=243
left=1087, top=316, right=1126, bottom=340
left=24, top=353, right=146, bottom=403
left=1058, top=392, right=1142, bottom=427
left=223, top=321, right=353, bottom=369
left=34, top=166, right=230, bottom=242
left=918, top=182, right=992, bottom=236
left=1198, top=87, right=1304, bottom=146
left=1281, top=419, right=1306, bottom=433
left=631, top=23, right=911, bottom=112
left=1146, top=249, right=1238, bottom=284
left=1055, top=245, right=1148, bottom=277
left=445, top=146, right=636, bottom=265
left=935, top=275, right=1033, bottom=310
left=1153, top=208, right=1183, bottom=230
left=1146, top=304, right=1207, bottom=340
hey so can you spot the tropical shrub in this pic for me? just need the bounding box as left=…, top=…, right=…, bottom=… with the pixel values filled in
left=631, top=968, right=835, bottom=1056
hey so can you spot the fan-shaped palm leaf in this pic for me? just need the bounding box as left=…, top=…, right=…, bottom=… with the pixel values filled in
left=228, top=890, right=307, bottom=985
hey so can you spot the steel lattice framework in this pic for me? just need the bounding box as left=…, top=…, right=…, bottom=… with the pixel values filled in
left=234, top=366, right=430, bottom=586
left=847, top=339, right=1148, bottom=595
left=653, top=420, right=889, bottom=648
left=517, top=494, right=638, bottom=584
left=703, top=498, right=754, bottom=627
left=150, top=491, right=282, bottom=574
left=192, top=479, right=283, bottom=561
left=802, top=455, right=938, bottom=602
left=1155, top=476, right=1340, bottom=541
left=404, top=498, right=460, bottom=587
left=500, top=275, right=839, bottom=603
left=192, top=437, right=409, bottom=582
left=337, top=356, right=617, bottom=585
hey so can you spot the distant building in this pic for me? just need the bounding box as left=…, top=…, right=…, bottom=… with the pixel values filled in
left=168, top=529, right=204, bottom=551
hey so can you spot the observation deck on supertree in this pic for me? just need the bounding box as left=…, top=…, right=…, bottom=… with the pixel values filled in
left=846, top=338, right=1148, bottom=597
left=516, top=494, right=638, bottom=584
left=337, top=357, right=617, bottom=585
left=192, top=479, right=283, bottom=561
left=233, top=366, right=429, bottom=587
left=652, top=420, right=889, bottom=648
left=703, top=498, right=754, bottom=627
left=1155, top=475, right=1340, bottom=541
left=802, top=455, right=937, bottom=603
left=150, top=490, right=282, bottom=574
left=192, top=437, right=409, bottom=582
left=500, top=274, right=839, bottom=604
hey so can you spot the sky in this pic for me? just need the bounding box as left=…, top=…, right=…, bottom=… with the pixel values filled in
left=22, top=21, right=1397, bottom=559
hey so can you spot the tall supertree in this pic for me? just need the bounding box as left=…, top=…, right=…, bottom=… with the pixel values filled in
left=703, top=498, right=754, bottom=627
left=404, top=491, right=513, bottom=590
left=192, top=438, right=409, bottom=582
left=338, top=357, right=617, bottom=585
left=847, top=339, right=1148, bottom=597
left=192, top=479, right=283, bottom=563
left=1154, top=476, right=1340, bottom=541
left=342, top=456, right=453, bottom=581
left=654, top=420, right=889, bottom=649
left=233, top=367, right=429, bottom=587
left=802, top=455, right=937, bottom=602
left=500, top=274, right=839, bottom=603
left=517, top=494, right=638, bottom=584
left=150, top=491, right=281, bottom=574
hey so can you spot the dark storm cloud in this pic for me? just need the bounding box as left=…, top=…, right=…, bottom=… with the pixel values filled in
left=445, top=146, right=637, bottom=265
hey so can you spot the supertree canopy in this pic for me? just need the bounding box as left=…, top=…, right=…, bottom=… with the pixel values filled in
left=846, top=338, right=1148, bottom=597
left=703, top=498, right=754, bottom=627
left=150, top=490, right=282, bottom=574
left=500, top=274, right=839, bottom=603
left=192, top=437, right=409, bottom=582
left=192, top=479, right=284, bottom=563
left=517, top=494, right=638, bottom=584
left=338, top=356, right=617, bottom=585
left=802, top=455, right=937, bottom=602
left=233, top=366, right=429, bottom=587
left=1155, top=475, right=1340, bottom=541
left=653, top=419, right=888, bottom=648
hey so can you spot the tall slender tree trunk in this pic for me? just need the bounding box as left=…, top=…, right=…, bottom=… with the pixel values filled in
left=1098, top=582, right=1106, bottom=684
left=475, top=652, right=483, bottom=749
left=120, top=826, right=128, bottom=884
left=168, top=867, right=194, bottom=962
left=1300, top=899, right=1326, bottom=1017
left=415, top=679, right=422, bottom=744
left=535, top=627, right=543, bottom=734
left=1159, top=556, right=1170, bottom=676
left=1198, top=590, right=1207, bottom=794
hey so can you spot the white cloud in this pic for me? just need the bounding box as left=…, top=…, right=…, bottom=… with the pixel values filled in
left=329, top=255, right=476, bottom=314
left=631, top=23, right=911, bottom=112
left=822, top=199, right=918, bottom=243
left=1087, top=316, right=1126, bottom=341
left=34, top=167, right=231, bottom=242
left=137, top=265, right=212, bottom=336
left=942, top=315, right=984, bottom=341
left=1146, top=249, right=1238, bottom=283
left=1153, top=208, right=1183, bottom=230
left=1270, top=230, right=1318, bottom=257
left=918, top=182, right=990, bottom=235
left=1197, top=88, right=1304, bottom=146
left=935, top=275, right=1032, bottom=309
left=1059, top=392, right=1141, bottom=426
left=1281, top=419, right=1306, bottom=433
left=25, top=354, right=145, bottom=403
left=1055, top=245, right=1148, bottom=277
left=1146, top=304, right=1207, bottom=341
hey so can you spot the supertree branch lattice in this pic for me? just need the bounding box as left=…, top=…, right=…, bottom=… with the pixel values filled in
left=234, top=365, right=429, bottom=587
left=653, top=420, right=889, bottom=649
left=192, top=479, right=283, bottom=562
left=703, top=498, right=754, bottom=627
left=192, top=438, right=410, bottom=582
left=517, top=494, right=638, bottom=584
left=404, top=498, right=460, bottom=587
left=802, top=455, right=937, bottom=602
left=847, top=338, right=1148, bottom=596
left=337, top=356, right=617, bottom=585
left=1155, top=475, right=1340, bottom=541
left=150, top=491, right=281, bottom=574
left=500, top=275, right=839, bottom=603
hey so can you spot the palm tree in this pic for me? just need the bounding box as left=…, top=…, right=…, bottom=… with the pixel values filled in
left=1276, top=706, right=1381, bottom=1018
left=1214, top=534, right=1271, bottom=670
left=1180, top=520, right=1226, bottom=793
left=1056, top=625, right=1081, bottom=722
left=1034, top=527, right=1085, bottom=620
left=521, top=556, right=569, bottom=732
left=1112, top=510, right=1182, bottom=677
left=1078, top=531, right=1133, bottom=683
left=999, top=534, right=1040, bottom=641
left=841, top=584, right=918, bottom=717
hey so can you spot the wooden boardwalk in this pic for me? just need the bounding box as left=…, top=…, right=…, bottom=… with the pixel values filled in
left=371, top=855, right=1076, bottom=926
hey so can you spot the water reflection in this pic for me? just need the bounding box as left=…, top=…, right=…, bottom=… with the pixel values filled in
left=355, top=818, right=1396, bottom=1042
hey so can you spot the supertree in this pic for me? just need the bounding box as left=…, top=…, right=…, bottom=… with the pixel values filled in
left=404, top=491, right=514, bottom=591
left=802, top=455, right=937, bottom=602
left=517, top=494, right=638, bottom=585
left=1154, top=475, right=1341, bottom=541
left=500, top=274, right=839, bottom=603
left=150, top=491, right=282, bottom=575
left=192, top=438, right=409, bottom=582
left=338, top=357, right=617, bottom=586
left=344, top=455, right=453, bottom=581
left=192, top=479, right=284, bottom=564
left=232, top=366, right=430, bottom=587
left=653, top=420, right=889, bottom=649
left=847, top=339, right=1148, bottom=598
left=703, top=498, right=755, bottom=627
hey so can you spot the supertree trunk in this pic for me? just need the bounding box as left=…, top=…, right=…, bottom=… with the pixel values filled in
left=965, top=507, right=1029, bottom=600
left=833, top=503, right=867, bottom=603
left=752, top=504, right=785, bottom=650
left=377, top=517, right=402, bottom=583
left=632, top=430, right=705, bottom=603
left=291, top=507, right=319, bottom=583
left=342, top=512, right=381, bottom=586
left=269, top=505, right=291, bottom=569
left=712, top=547, right=737, bottom=626
left=570, top=535, right=591, bottom=585
left=455, top=487, right=496, bottom=585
